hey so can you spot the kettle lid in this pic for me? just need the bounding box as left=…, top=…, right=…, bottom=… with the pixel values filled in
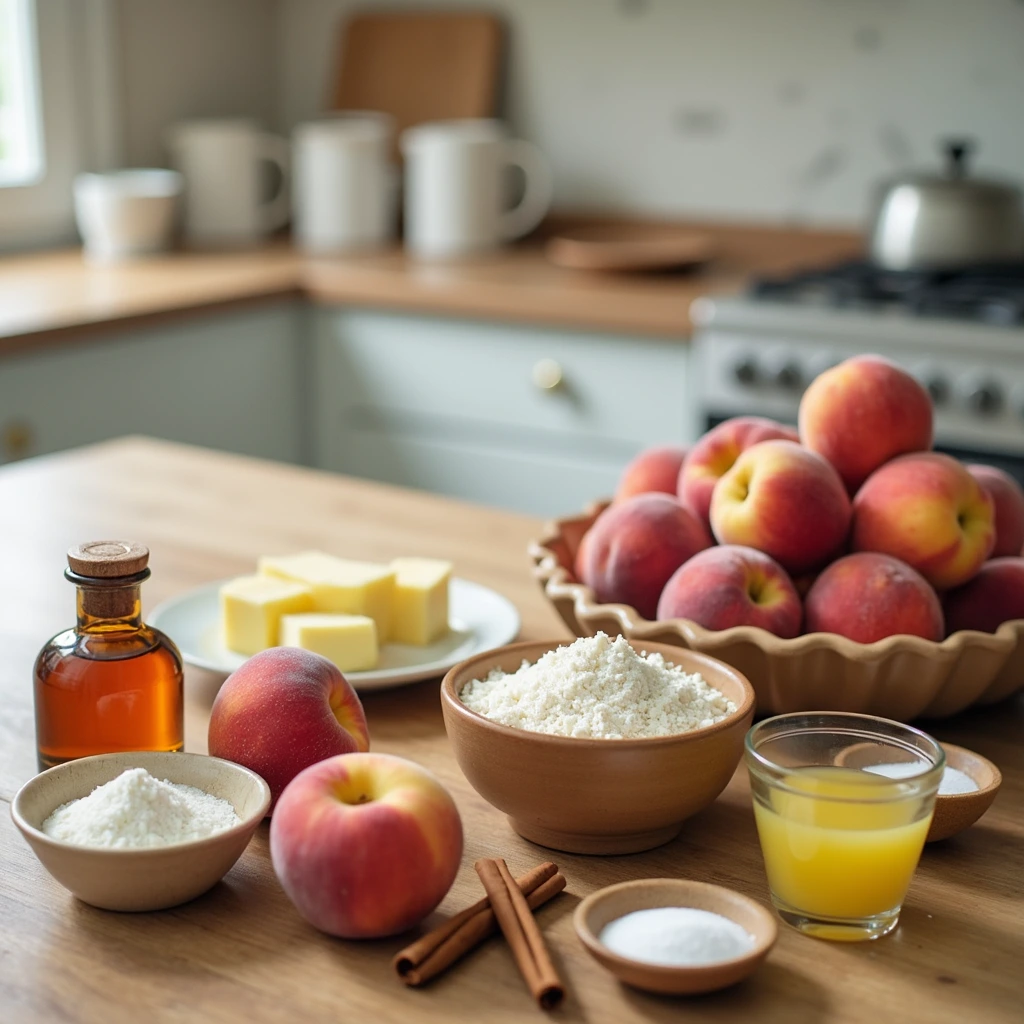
left=884, top=139, right=1021, bottom=200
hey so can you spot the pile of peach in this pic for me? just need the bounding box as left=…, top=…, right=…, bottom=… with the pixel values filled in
left=577, top=354, right=1024, bottom=644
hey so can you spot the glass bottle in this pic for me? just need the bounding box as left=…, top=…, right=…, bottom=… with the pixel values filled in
left=34, top=541, right=184, bottom=771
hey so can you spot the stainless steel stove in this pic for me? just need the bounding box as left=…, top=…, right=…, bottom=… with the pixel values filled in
left=691, top=261, right=1024, bottom=485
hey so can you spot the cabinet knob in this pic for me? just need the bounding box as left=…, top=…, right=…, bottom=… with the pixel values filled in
left=532, top=358, right=564, bottom=391
left=2, top=419, right=33, bottom=461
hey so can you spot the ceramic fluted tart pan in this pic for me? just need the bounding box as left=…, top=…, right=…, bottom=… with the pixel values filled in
left=529, top=501, right=1024, bottom=721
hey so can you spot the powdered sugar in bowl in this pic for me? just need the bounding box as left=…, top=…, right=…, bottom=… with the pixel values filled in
left=441, top=636, right=755, bottom=854
left=12, top=751, right=270, bottom=911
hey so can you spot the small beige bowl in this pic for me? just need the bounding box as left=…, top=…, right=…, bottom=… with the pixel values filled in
left=441, top=638, right=755, bottom=855
left=927, top=742, right=1002, bottom=843
left=11, top=751, right=270, bottom=911
left=574, top=879, right=777, bottom=995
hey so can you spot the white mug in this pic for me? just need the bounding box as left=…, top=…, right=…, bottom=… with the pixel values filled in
left=293, top=113, right=396, bottom=253
left=401, top=119, right=553, bottom=259
left=168, top=119, right=290, bottom=247
left=73, top=169, right=183, bottom=263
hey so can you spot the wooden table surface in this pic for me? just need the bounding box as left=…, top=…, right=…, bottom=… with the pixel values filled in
left=0, top=438, right=1020, bottom=1024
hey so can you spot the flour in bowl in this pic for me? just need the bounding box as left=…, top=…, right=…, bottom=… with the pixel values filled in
left=459, top=633, right=737, bottom=739
left=42, top=767, right=240, bottom=848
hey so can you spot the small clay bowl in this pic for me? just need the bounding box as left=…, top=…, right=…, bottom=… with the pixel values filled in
left=11, top=751, right=270, bottom=911
left=574, top=879, right=777, bottom=995
left=441, top=639, right=755, bottom=855
left=927, top=742, right=1002, bottom=843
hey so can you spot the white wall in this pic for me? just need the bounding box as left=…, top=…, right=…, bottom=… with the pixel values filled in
left=276, top=0, right=1024, bottom=228
left=116, top=0, right=278, bottom=168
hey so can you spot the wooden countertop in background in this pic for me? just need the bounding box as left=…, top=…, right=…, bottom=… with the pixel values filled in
left=0, top=438, right=1019, bottom=1024
left=0, top=221, right=863, bottom=354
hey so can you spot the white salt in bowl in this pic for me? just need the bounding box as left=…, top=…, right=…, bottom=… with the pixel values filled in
left=574, top=879, right=777, bottom=995
left=11, top=751, right=270, bottom=911
left=441, top=638, right=755, bottom=855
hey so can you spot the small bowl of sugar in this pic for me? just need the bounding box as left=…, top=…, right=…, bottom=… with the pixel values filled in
left=928, top=743, right=1001, bottom=842
left=837, top=740, right=1001, bottom=843
left=11, top=751, right=271, bottom=911
left=574, top=878, right=777, bottom=995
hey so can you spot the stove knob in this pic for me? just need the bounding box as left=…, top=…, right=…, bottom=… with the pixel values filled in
left=924, top=375, right=951, bottom=406
left=732, top=355, right=760, bottom=386
left=962, top=379, right=1003, bottom=416
left=773, top=361, right=804, bottom=391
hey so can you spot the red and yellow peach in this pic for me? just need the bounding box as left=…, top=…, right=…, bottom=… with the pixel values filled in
left=208, top=647, right=370, bottom=812
left=657, top=545, right=802, bottom=638
left=709, top=439, right=851, bottom=576
left=851, top=452, right=995, bottom=590
left=577, top=493, right=712, bottom=619
left=799, top=355, right=934, bottom=492
left=616, top=445, right=690, bottom=501
left=677, top=417, right=798, bottom=526
left=943, top=556, right=1024, bottom=635
left=804, top=552, right=943, bottom=643
left=270, top=752, right=463, bottom=939
left=967, top=464, right=1024, bottom=558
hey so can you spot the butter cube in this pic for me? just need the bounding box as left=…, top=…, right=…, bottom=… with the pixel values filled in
left=279, top=613, right=379, bottom=672
left=258, top=551, right=396, bottom=641
left=390, top=557, right=452, bottom=645
left=221, top=575, right=313, bottom=656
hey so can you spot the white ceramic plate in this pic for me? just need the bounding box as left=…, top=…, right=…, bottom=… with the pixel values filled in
left=149, top=577, right=520, bottom=692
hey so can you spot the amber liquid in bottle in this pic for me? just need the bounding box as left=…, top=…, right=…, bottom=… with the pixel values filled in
left=34, top=563, right=184, bottom=771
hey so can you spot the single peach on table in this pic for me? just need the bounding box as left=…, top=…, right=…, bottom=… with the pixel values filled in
left=851, top=452, right=995, bottom=590
left=208, top=647, right=370, bottom=812
left=577, top=493, right=712, bottom=620
left=270, top=752, right=463, bottom=939
left=799, top=355, right=934, bottom=492
left=616, top=445, right=690, bottom=501
left=709, top=439, right=851, bottom=577
left=657, top=544, right=802, bottom=638
left=944, top=557, right=1024, bottom=634
left=677, top=417, right=798, bottom=526
left=804, top=552, right=944, bottom=643
left=967, top=464, right=1024, bottom=558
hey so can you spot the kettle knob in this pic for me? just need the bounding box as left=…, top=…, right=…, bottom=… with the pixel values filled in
left=943, top=139, right=974, bottom=178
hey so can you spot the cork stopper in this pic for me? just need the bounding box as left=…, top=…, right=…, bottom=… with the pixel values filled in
left=67, top=541, right=149, bottom=579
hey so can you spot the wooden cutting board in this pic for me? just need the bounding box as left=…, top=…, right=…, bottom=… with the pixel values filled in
left=331, top=10, right=504, bottom=143
left=545, top=224, right=717, bottom=273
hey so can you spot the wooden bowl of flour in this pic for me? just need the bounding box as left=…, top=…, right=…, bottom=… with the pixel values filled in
left=441, top=638, right=755, bottom=854
left=11, top=751, right=270, bottom=911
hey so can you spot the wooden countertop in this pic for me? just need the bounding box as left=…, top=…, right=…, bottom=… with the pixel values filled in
left=0, top=438, right=1020, bottom=1024
left=0, top=222, right=863, bottom=353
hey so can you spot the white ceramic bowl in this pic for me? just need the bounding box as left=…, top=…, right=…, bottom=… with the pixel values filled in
left=11, top=751, right=270, bottom=911
left=74, top=169, right=183, bottom=262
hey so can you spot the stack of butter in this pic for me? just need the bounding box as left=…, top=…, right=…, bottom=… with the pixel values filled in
left=220, top=552, right=452, bottom=672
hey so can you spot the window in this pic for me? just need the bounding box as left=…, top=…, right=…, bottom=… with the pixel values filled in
left=0, top=0, right=43, bottom=187
left=0, top=0, right=103, bottom=248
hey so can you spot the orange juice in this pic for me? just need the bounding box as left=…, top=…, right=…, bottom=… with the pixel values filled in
left=752, top=766, right=933, bottom=921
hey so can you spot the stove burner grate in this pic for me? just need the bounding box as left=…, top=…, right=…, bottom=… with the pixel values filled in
left=751, top=261, right=1024, bottom=325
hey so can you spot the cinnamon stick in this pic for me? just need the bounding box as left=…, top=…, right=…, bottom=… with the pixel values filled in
left=475, top=857, right=565, bottom=1010
left=392, top=862, right=564, bottom=987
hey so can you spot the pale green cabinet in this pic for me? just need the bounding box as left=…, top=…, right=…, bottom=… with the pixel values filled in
left=310, top=309, right=695, bottom=517
left=0, top=304, right=304, bottom=465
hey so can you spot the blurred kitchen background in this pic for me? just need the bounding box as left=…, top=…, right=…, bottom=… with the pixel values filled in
left=1, top=0, right=1023, bottom=515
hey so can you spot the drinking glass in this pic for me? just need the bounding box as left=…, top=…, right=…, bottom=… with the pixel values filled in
left=745, top=712, right=944, bottom=941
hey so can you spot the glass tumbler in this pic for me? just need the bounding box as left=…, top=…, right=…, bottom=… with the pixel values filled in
left=745, top=712, right=944, bottom=942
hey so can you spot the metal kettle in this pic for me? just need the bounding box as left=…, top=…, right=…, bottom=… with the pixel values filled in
left=869, top=140, right=1024, bottom=270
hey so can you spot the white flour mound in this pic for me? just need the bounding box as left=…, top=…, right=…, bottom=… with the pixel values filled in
left=459, top=632, right=737, bottom=739
left=42, top=767, right=240, bottom=848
